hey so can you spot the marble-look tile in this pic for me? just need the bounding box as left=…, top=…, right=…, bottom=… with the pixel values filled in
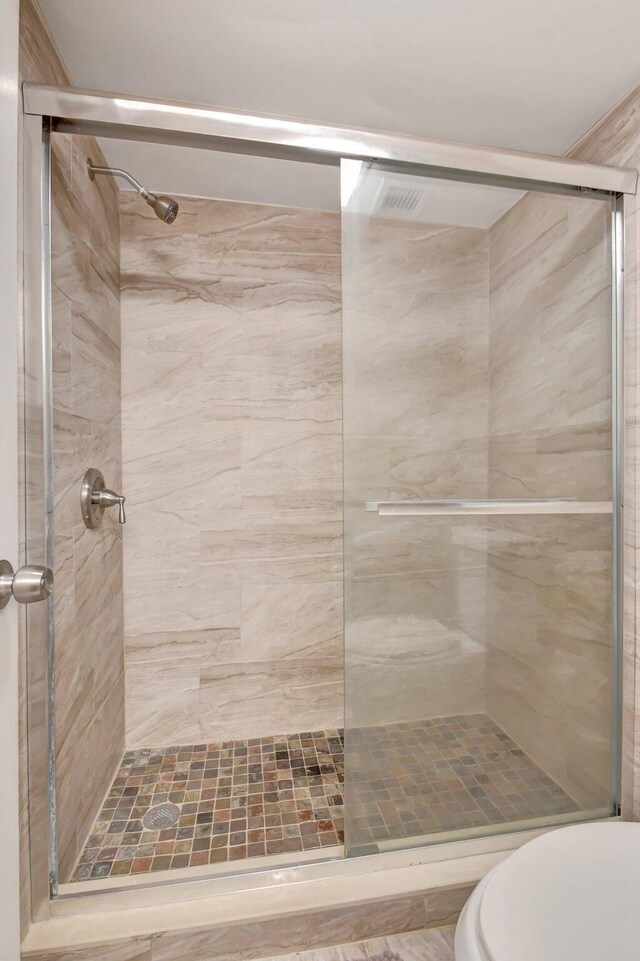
left=71, top=136, right=120, bottom=270
left=51, top=283, right=73, bottom=413
left=72, top=521, right=123, bottom=636
left=51, top=533, right=75, bottom=648
left=125, top=664, right=201, bottom=748
left=125, top=628, right=240, bottom=666
left=342, top=213, right=491, bottom=732
left=201, top=510, right=343, bottom=564
left=119, top=271, right=244, bottom=355
left=349, top=511, right=486, bottom=583
left=357, top=927, right=455, bottom=961
left=201, top=285, right=341, bottom=426
left=24, top=920, right=456, bottom=961
left=199, top=660, right=344, bottom=741
left=240, top=552, right=342, bottom=585
left=197, top=199, right=341, bottom=256
left=388, top=437, right=488, bottom=501
left=50, top=150, right=92, bottom=319
left=56, top=676, right=125, bottom=881
left=488, top=196, right=611, bottom=437
left=25, top=918, right=455, bottom=961
left=268, top=941, right=369, bottom=961
left=27, top=943, right=152, bottom=961
left=124, top=556, right=240, bottom=639
left=346, top=620, right=486, bottom=725
left=423, top=886, right=474, bottom=928
left=241, top=419, right=342, bottom=512
left=241, top=580, right=342, bottom=661
left=55, top=591, right=124, bottom=761
left=486, top=186, right=614, bottom=809
left=343, top=220, right=489, bottom=444
left=120, top=499, right=239, bottom=644
left=71, top=306, right=120, bottom=427
left=231, top=897, right=427, bottom=961
left=121, top=348, right=203, bottom=433
left=19, top=0, right=70, bottom=87
left=52, top=408, right=92, bottom=532
left=110, top=192, right=318, bottom=745
left=122, top=423, right=238, bottom=511
left=488, top=424, right=611, bottom=501
left=88, top=249, right=122, bottom=348
left=201, top=248, right=341, bottom=288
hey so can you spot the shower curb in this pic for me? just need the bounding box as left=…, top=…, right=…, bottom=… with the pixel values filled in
left=21, top=850, right=505, bottom=959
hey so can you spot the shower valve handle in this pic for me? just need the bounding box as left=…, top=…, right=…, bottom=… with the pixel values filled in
left=81, top=468, right=126, bottom=528
left=92, top=488, right=126, bottom=524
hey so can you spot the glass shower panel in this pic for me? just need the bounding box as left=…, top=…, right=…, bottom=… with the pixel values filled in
left=341, top=160, right=617, bottom=855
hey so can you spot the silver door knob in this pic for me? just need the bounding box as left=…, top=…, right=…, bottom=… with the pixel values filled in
left=0, top=560, right=54, bottom=610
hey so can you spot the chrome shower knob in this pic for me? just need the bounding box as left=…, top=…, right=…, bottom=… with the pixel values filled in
left=0, top=560, right=53, bottom=610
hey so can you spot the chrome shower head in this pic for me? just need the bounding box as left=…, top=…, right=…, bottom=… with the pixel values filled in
left=87, top=159, right=179, bottom=225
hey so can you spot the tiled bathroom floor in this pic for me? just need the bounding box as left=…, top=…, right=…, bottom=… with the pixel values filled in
left=263, top=925, right=455, bottom=961
left=70, top=715, right=577, bottom=882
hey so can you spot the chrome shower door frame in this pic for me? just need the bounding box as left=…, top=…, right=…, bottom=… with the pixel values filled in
left=21, top=85, right=635, bottom=924
left=23, top=111, right=55, bottom=925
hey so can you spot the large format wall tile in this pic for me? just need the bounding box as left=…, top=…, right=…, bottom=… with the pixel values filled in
left=199, top=660, right=344, bottom=741
left=50, top=139, right=124, bottom=879
left=486, top=191, right=614, bottom=809
left=121, top=197, right=343, bottom=746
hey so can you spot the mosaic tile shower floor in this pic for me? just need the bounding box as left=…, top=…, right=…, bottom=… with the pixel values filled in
left=70, top=729, right=344, bottom=881
left=70, top=715, right=577, bottom=882
left=346, top=714, right=578, bottom=850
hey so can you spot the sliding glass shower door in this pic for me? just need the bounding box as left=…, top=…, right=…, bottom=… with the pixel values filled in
left=341, top=159, right=619, bottom=855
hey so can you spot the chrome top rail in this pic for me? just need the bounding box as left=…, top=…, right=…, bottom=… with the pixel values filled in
left=365, top=498, right=614, bottom=516
left=22, top=83, right=637, bottom=196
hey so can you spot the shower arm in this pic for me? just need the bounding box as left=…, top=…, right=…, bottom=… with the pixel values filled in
left=87, top=158, right=179, bottom=224
left=87, top=160, right=152, bottom=200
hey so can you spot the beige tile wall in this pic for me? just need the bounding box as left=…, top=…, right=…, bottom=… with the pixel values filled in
left=341, top=214, right=490, bottom=727
left=19, top=0, right=125, bottom=885
left=120, top=196, right=343, bottom=746
left=50, top=133, right=124, bottom=881
left=486, top=192, right=614, bottom=808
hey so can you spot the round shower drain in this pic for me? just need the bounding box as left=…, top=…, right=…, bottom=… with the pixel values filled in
left=141, top=801, right=181, bottom=830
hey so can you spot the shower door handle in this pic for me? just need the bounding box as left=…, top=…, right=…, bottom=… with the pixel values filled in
left=0, top=561, right=53, bottom=611
left=364, top=498, right=614, bottom=516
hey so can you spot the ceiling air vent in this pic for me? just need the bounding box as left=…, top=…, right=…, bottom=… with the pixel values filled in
left=379, top=184, right=423, bottom=214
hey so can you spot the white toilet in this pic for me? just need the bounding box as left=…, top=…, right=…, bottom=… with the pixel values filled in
left=455, top=822, right=640, bottom=960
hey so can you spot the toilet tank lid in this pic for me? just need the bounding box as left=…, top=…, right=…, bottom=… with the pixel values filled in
left=478, top=822, right=640, bottom=961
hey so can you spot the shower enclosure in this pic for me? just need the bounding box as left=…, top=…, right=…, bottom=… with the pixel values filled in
left=20, top=83, right=632, bottom=922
